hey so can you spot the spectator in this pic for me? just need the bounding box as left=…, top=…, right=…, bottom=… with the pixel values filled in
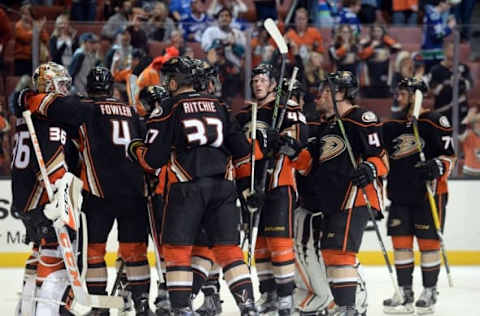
left=49, top=14, right=79, bottom=67
left=314, top=0, right=339, bottom=28
left=336, top=0, right=362, bottom=36
left=459, top=107, right=480, bottom=177
left=144, top=2, right=176, bottom=42
left=104, top=27, right=133, bottom=72
left=69, top=33, right=100, bottom=96
left=303, top=51, right=326, bottom=106
left=201, top=8, right=246, bottom=53
left=358, top=0, right=379, bottom=24
left=428, top=41, right=473, bottom=130
left=285, top=8, right=325, bottom=62
left=14, top=4, right=49, bottom=76
left=451, top=0, right=476, bottom=42
left=0, top=8, right=12, bottom=73
left=70, top=0, right=97, bottom=21
left=127, top=9, right=149, bottom=54
left=181, top=0, right=212, bottom=42
left=391, top=0, right=418, bottom=25
left=421, top=0, right=455, bottom=72
left=170, top=0, right=194, bottom=21
left=207, top=0, right=248, bottom=30
left=328, top=24, right=359, bottom=76
left=251, top=20, right=275, bottom=67
left=101, top=0, right=132, bottom=41
left=169, top=29, right=187, bottom=54
left=390, top=51, right=427, bottom=116
left=358, top=24, right=402, bottom=98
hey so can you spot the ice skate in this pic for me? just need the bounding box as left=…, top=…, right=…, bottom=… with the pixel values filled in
left=415, top=287, right=437, bottom=315
left=383, top=287, right=414, bottom=314
left=256, top=291, right=278, bottom=314
left=155, top=284, right=171, bottom=315
left=278, top=295, right=293, bottom=316
left=196, top=293, right=222, bottom=316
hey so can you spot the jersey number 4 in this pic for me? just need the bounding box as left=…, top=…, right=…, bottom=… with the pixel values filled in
left=111, top=120, right=131, bottom=156
left=182, top=117, right=224, bottom=147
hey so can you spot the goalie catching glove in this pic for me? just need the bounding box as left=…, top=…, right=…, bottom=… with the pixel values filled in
left=351, top=161, right=377, bottom=188
left=414, top=158, right=444, bottom=181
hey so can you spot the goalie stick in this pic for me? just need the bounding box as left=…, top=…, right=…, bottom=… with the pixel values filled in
left=22, top=110, right=126, bottom=311
left=411, top=89, right=453, bottom=287
left=325, top=77, right=402, bottom=300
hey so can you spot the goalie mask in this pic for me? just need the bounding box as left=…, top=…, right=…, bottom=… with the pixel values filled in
left=32, top=62, right=72, bottom=96
left=326, top=71, right=358, bottom=101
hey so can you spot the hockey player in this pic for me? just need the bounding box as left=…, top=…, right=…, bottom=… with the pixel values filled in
left=127, top=56, right=261, bottom=316
left=12, top=61, right=87, bottom=315
left=19, top=66, right=153, bottom=316
left=236, top=63, right=311, bottom=316
left=382, top=78, right=455, bottom=315
left=302, top=71, right=388, bottom=316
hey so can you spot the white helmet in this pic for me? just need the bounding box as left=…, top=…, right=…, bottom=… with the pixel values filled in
left=32, top=62, right=72, bottom=96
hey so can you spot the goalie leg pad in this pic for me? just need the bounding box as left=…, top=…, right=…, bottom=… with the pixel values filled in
left=294, top=208, right=333, bottom=313
left=21, top=268, right=38, bottom=316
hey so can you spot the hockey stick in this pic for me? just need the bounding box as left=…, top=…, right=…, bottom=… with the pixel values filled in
left=22, top=110, right=126, bottom=310
left=247, top=101, right=258, bottom=268
left=126, top=74, right=139, bottom=107
left=325, top=78, right=401, bottom=299
left=411, top=89, right=453, bottom=288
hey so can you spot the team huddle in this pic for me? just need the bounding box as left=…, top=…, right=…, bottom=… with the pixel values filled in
left=10, top=54, right=455, bottom=316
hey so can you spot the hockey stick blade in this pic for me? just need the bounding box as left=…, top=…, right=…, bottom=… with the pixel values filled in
left=264, top=19, right=288, bottom=54
left=413, top=89, right=423, bottom=120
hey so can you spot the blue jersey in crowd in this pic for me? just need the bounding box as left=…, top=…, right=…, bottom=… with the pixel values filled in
left=421, top=4, right=452, bottom=63
left=336, top=7, right=361, bottom=35
left=181, top=13, right=212, bottom=42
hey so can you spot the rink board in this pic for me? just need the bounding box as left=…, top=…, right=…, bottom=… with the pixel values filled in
left=1, top=179, right=479, bottom=266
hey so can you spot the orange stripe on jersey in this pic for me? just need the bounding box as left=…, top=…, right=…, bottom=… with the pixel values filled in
left=367, top=153, right=389, bottom=177
left=342, top=208, right=353, bottom=252
left=192, top=246, right=216, bottom=263
left=80, top=124, right=104, bottom=198
left=155, top=167, right=168, bottom=195
left=418, top=117, right=453, bottom=132
left=119, top=242, right=148, bottom=262
left=88, top=243, right=107, bottom=265
left=292, top=148, right=312, bottom=176
left=417, top=238, right=440, bottom=251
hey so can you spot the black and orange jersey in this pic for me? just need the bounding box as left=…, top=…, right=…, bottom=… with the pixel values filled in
left=303, top=106, right=388, bottom=213
left=236, top=100, right=311, bottom=191
left=135, top=91, right=257, bottom=184
left=11, top=116, right=78, bottom=212
left=382, top=110, right=456, bottom=205
left=26, top=93, right=146, bottom=200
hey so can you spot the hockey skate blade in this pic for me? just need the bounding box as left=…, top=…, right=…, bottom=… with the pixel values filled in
left=383, top=304, right=415, bottom=315
left=89, top=294, right=125, bottom=309
left=415, top=306, right=435, bottom=315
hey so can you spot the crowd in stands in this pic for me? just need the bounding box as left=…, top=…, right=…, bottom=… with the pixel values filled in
left=0, top=0, right=479, bottom=176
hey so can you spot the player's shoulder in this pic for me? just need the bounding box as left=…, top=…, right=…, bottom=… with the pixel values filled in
left=345, top=106, right=380, bottom=125
left=419, top=110, right=452, bottom=131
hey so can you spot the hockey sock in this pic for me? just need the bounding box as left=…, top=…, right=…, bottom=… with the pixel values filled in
left=418, top=239, right=441, bottom=288
left=268, top=237, right=295, bottom=297
left=392, top=236, right=415, bottom=287
left=191, top=255, right=213, bottom=295
left=393, top=249, right=414, bottom=286
left=120, top=242, right=151, bottom=304
left=201, top=265, right=221, bottom=296
left=255, top=237, right=276, bottom=293
left=86, top=243, right=108, bottom=295
left=327, top=266, right=357, bottom=307
left=420, top=250, right=441, bottom=287
left=213, top=245, right=254, bottom=304
left=164, top=245, right=193, bottom=308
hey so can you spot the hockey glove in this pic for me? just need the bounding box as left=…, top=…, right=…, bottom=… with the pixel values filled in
left=265, top=128, right=282, bottom=157
left=415, top=158, right=444, bottom=181
left=277, top=135, right=303, bottom=159
left=245, top=189, right=266, bottom=211
left=127, top=138, right=146, bottom=162
left=351, top=161, right=377, bottom=188
left=13, top=88, right=35, bottom=118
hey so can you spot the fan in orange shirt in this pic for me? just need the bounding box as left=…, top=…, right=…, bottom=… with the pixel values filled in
left=459, top=107, right=480, bottom=177
left=285, top=8, right=325, bottom=61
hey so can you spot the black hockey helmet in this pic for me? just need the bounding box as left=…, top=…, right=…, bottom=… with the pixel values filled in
left=326, top=71, right=358, bottom=100
left=139, top=85, right=169, bottom=110
left=251, top=63, right=278, bottom=83
left=161, top=56, right=196, bottom=87
left=192, top=58, right=209, bottom=92
left=86, top=66, right=114, bottom=97
left=397, top=77, right=428, bottom=94
left=280, top=77, right=304, bottom=100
